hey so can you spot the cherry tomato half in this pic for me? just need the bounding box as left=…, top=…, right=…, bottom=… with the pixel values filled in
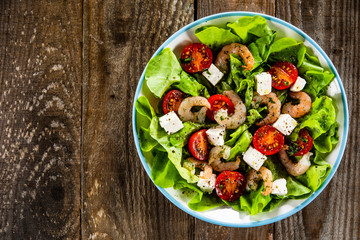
left=162, top=90, right=185, bottom=114
left=180, top=43, right=213, bottom=73
left=206, top=94, right=235, bottom=121
left=215, top=171, right=246, bottom=202
left=253, top=125, right=284, bottom=155
left=268, top=61, right=298, bottom=90
left=290, top=129, right=313, bottom=156
left=188, top=129, right=209, bottom=161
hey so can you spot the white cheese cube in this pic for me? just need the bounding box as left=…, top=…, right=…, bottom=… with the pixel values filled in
left=206, top=125, right=226, bottom=146
left=255, top=72, right=272, bottom=95
left=273, top=114, right=298, bottom=135
left=290, top=76, right=307, bottom=92
left=197, top=172, right=217, bottom=194
left=159, top=111, right=184, bottom=135
left=202, top=63, right=224, bottom=86
left=271, top=178, right=288, bottom=196
left=242, top=146, right=267, bottom=171
left=326, top=80, right=340, bottom=97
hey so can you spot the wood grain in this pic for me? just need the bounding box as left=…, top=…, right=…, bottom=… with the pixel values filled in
left=0, top=0, right=82, bottom=239
left=82, top=0, right=196, bottom=239
left=275, top=0, right=360, bottom=239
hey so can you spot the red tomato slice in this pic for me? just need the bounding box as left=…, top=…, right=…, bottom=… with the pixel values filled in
left=253, top=125, right=284, bottom=155
left=268, top=61, right=298, bottom=90
left=180, top=43, right=213, bottom=73
left=215, top=171, right=246, bottom=202
left=162, top=90, right=185, bottom=114
left=206, top=94, right=235, bottom=121
left=290, top=129, right=313, bottom=156
left=188, top=129, right=209, bottom=161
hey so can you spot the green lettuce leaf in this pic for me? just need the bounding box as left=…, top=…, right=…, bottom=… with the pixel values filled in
left=150, top=117, right=198, bottom=183
left=303, top=71, right=335, bottom=99
left=145, top=48, right=182, bottom=98
left=174, top=71, right=210, bottom=98
left=284, top=176, right=312, bottom=199
left=296, top=151, right=331, bottom=191
left=267, top=38, right=306, bottom=66
left=228, top=130, right=253, bottom=161
left=240, top=185, right=273, bottom=215
left=225, top=124, right=249, bottom=147
left=313, top=122, right=339, bottom=153
left=227, top=55, right=255, bottom=108
left=195, top=26, right=240, bottom=50
left=151, top=150, right=181, bottom=188
left=298, top=53, right=324, bottom=74
left=246, top=109, right=263, bottom=126
left=254, top=32, right=277, bottom=59
left=174, top=180, right=225, bottom=211
left=135, top=96, right=158, bottom=152
left=299, top=96, right=337, bottom=140
left=227, top=16, right=273, bottom=43
left=169, top=122, right=204, bottom=148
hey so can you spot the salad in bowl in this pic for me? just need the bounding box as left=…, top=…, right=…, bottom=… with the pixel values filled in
left=133, top=12, right=348, bottom=226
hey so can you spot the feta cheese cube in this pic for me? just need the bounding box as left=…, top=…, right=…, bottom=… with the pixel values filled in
left=206, top=125, right=226, bottom=146
left=271, top=178, right=288, bottom=196
left=159, top=111, right=184, bottom=134
left=197, top=172, right=217, bottom=194
left=326, top=80, right=340, bottom=97
left=290, top=76, right=307, bottom=92
left=242, top=146, right=267, bottom=171
left=202, top=63, right=224, bottom=86
left=255, top=72, right=272, bottom=95
left=273, top=114, right=297, bottom=135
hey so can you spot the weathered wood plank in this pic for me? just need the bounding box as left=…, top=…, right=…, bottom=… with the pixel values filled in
left=82, top=0, right=196, bottom=239
left=275, top=0, right=360, bottom=239
left=194, top=1, right=276, bottom=238
left=0, top=0, right=82, bottom=239
left=197, top=0, right=276, bottom=17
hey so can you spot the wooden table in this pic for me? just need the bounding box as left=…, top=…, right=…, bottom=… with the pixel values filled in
left=0, top=0, right=359, bottom=239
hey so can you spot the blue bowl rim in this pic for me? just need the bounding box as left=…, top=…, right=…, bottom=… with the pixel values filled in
left=131, top=11, right=349, bottom=227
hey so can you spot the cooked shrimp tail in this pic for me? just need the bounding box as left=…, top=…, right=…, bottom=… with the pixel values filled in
left=187, top=157, right=213, bottom=179
left=208, top=146, right=240, bottom=172
left=214, top=90, right=246, bottom=129
left=215, top=43, right=255, bottom=73
left=282, top=91, right=312, bottom=118
left=178, top=96, right=210, bottom=123
left=245, top=166, right=273, bottom=196
left=251, top=92, right=281, bottom=126
left=278, top=146, right=312, bottom=176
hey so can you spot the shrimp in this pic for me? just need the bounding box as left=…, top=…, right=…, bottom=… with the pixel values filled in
left=214, top=90, right=246, bottom=129
left=187, top=157, right=213, bottom=179
left=178, top=96, right=210, bottom=123
left=282, top=91, right=312, bottom=118
left=186, top=157, right=216, bottom=194
left=245, top=166, right=273, bottom=196
left=251, top=92, right=281, bottom=126
left=208, top=145, right=240, bottom=172
left=278, top=146, right=312, bottom=176
left=215, top=43, right=255, bottom=73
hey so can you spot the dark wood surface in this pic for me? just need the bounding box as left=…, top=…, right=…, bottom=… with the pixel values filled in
left=0, top=0, right=359, bottom=239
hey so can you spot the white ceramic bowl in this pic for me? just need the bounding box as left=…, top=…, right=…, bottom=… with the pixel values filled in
left=132, top=12, right=349, bottom=227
